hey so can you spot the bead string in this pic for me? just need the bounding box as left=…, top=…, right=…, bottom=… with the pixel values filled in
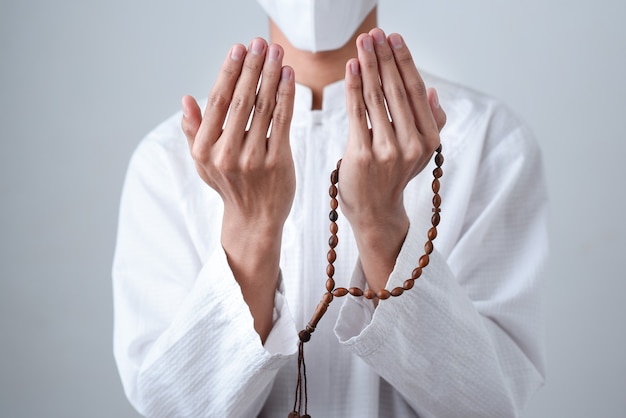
left=290, top=145, right=444, bottom=418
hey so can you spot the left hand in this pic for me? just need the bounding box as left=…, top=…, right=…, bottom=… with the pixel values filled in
left=339, top=28, right=446, bottom=291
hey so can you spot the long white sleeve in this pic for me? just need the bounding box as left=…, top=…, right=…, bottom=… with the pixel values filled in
left=112, top=128, right=298, bottom=417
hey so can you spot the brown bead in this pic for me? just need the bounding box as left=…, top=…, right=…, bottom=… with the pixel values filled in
left=377, top=289, right=391, bottom=300
left=419, top=254, right=430, bottom=268
left=302, top=415, right=311, bottom=418
left=309, top=301, right=328, bottom=328
left=298, top=330, right=311, bottom=342
left=436, top=144, right=442, bottom=153
left=411, top=267, right=422, bottom=279
left=428, top=227, right=438, bottom=240
left=431, top=212, right=441, bottom=226
left=432, top=193, right=441, bottom=208
left=325, top=278, right=335, bottom=291
left=329, top=184, right=338, bottom=198
left=326, top=264, right=335, bottom=277
left=330, top=222, right=338, bottom=234
left=364, top=289, right=376, bottom=299
left=432, top=178, right=440, bottom=193
left=333, top=287, right=349, bottom=297
left=328, top=235, right=338, bottom=248
left=433, top=167, right=443, bottom=178
left=403, top=279, right=415, bottom=290
left=330, top=169, right=339, bottom=185
left=349, top=287, right=364, bottom=296
left=391, top=287, right=404, bottom=297
left=327, top=249, right=336, bottom=263
left=435, top=152, right=444, bottom=167
left=330, top=198, right=338, bottom=210
left=329, top=210, right=338, bottom=222
left=322, top=292, right=333, bottom=304
left=288, top=411, right=300, bottom=418
left=336, top=159, right=342, bottom=169
left=424, top=241, right=433, bottom=255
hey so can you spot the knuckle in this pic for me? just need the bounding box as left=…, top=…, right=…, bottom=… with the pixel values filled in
left=389, top=83, right=408, bottom=102
left=272, top=108, right=292, bottom=127
left=365, top=88, right=386, bottom=107
left=408, top=79, right=427, bottom=98
left=207, top=92, right=229, bottom=110
left=230, top=94, right=250, bottom=113
left=191, top=144, right=209, bottom=162
left=254, top=96, right=271, bottom=118
left=350, top=102, right=368, bottom=121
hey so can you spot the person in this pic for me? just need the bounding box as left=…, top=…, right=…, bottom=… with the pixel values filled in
left=113, top=0, right=548, bottom=416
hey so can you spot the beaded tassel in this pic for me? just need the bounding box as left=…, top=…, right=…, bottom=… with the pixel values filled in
left=289, top=145, right=444, bottom=417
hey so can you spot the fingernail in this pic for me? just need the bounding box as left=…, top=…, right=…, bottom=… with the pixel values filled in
left=350, top=60, right=360, bottom=75
left=269, top=44, right=280, bottom=61
left=251, top=38, right=265, bottom=55
left=362, top=35, right=373, bottom=52
left=389, top=34, right=404, bottom=50
left=281, top=66, right=292, bottom=82
left=371, top=29, right=385, bottom=45
left=231, top=44, right=244, bottom=61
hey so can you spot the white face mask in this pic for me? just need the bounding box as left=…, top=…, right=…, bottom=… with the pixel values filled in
left=257, top=0, right=378, bottom=53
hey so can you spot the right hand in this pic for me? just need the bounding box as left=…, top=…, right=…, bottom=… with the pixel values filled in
left=181, top=38, right=296, bottom=234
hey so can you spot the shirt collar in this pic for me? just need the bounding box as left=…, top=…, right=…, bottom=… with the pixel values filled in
left=293, top=79, right=347, bottom=120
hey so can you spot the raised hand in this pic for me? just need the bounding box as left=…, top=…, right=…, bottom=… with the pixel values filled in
left=340, top=29, right=447, bottom=293
left=181, top=38, right=296, bottom=341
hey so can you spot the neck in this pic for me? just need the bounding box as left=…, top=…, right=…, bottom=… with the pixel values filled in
left=269, top=8, right=378, bottom=110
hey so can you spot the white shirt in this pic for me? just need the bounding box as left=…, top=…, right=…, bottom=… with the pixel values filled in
left=113, top=74, right=548, bottom=417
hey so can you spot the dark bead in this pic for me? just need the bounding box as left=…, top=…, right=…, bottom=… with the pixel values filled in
left=364, top=289, right=376, bottom=299
left=325, top=278, right=335, bottom=291
left=432, top=194, right=441, bottom=208
left=329, top=210, right=338, bottom=222
left=349, top=287, right=364, bottom=296
left=288, top=411, right=299, bottom=418
left=433, top=167, right=443, bottom=178
left=327, top=249, right=336, bottom=263
left=333, top=287, right=349, bottom=297
left=403, top=279, right=415, bottom=290
left=328, top=235, right=338, bottom=248
left=435, top=152, right=444, bottom=167
left=431, top=212, right=440, bottom=226
left=329, top=184, right=338, bottom=198
left=330, top=198, right=338, bottom=210
left=377, top=289, right=391, bottom=300
left=432, top=178, right=440, bottom=193
left=391, top=287, right=404, bottom=297
left=424, top=241, right=433, bottom=255
left=326, top=264, right=335, bottom=277
left=419, top=254, right=430, bottom=268
left=436, top=144, right=442, bottom=153
left=411, top=267, right=422, bottom=279
left=302, top=414, right=311, bottom=418
left=330, top=169, right=339, bottom=185
left=330, top=222, right=338, bottom=234
left=336, top=159, right=342, bottom=169
left=322, top=292, right=333, bottom=304
left=299, top=330, right=311, bottom=342
left=428, top=227, right=438, bottom=241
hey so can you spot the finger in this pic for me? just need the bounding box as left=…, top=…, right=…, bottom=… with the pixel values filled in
left=197, top=44, right=246, bottom=145
left=356, top=33, right=394, bottom=138
left=248, top=43, right=284, bottom=139
left=387, top=33, right=438, bottom=137
left=427, top=88, right=447, bottom=133
left=345, top=58, right=370, bottom=150
left=369, top=28, right=415, bottom=137
left=181, top=95, right=202, bottom=150
left=267, top=66, right=295, bottom=156
left=222, top=38, right=268, bottom=141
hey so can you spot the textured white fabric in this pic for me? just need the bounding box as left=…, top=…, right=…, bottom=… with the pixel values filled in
left=113, top=73, right=548, bottom=417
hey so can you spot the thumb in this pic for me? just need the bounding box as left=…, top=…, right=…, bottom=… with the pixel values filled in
left=427, top=88, right=447, bottom=133
left=181, top=95, right=202, bottom=149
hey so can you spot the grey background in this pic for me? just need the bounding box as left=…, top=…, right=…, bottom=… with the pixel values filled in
left=1, top=0, right=624, bottom=416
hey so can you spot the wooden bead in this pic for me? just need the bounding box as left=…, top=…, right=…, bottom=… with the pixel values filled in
left=419, top=254, right=430, bottom=268
left=433, top=167, right=443, bottom=178
left=432, top=194, right=441, bottom=208
left=431, top=212, right=441, bottom=226
left=289, top=411, right=300, bottom=418
left=328, top=235, right=338, bottom=248
left=329, top=210, right=338, bottom=222
left=322, top=292, right=333, bottom=304
left=435, top=152, right=444, bottom=167
left=327, top=249, right=336, bottom=263
left=432, top=178, right=440, bottom=193
left=333, top=287, right=349, bottom=297
left=329, top=184, right=338, bottom=198
left=349, top=287, right=364, bottom=296
left=428, top=227, right=438, bottom=240
left=325, top=278, right=335, bottom=291
left=336, top=159, right=342, bottom=169
left=330, top=222, right=338, bottom=234
left=330, top=198, right=338, bottom=210
left=330, top=169, right=339, bottom=185
left=298, top=330, right=311, bottom=342
left=403, top=279, right=415, bottom=290
left=302, top=415, right=311, bottom=418
left=377, top=289, right=391, bottom=300
left=364, top=289, right=376, bottom=299
left=391, top=287, right=404, bottom=297
left=424, top=241, right=433, bottom=255
left=411, top=267, right=422, bottom=279
left=326, top=264, right=335, bottom=277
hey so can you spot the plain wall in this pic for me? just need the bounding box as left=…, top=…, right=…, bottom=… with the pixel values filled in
left=1, top=0, right=624, bottom=416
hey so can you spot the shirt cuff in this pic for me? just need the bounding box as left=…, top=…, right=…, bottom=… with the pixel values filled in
left=263, top=271, right=299, bottom=355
